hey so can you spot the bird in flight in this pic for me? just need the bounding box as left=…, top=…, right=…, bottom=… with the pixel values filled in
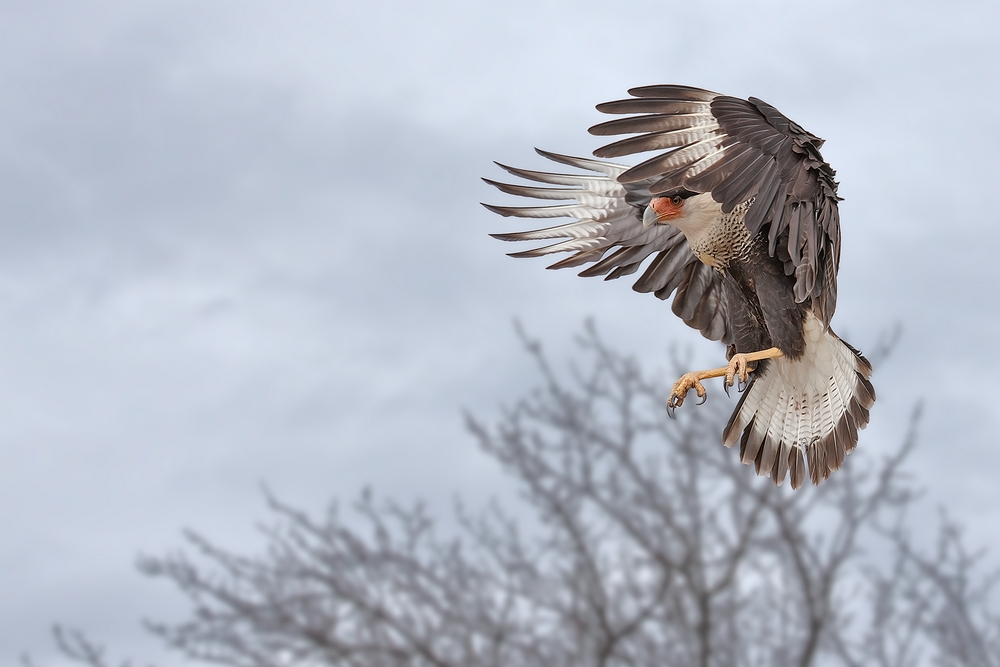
left=483, top=84, right=874, bottom=489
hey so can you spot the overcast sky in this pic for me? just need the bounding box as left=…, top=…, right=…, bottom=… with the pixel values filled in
left=3, top=1, right=999, bottom=664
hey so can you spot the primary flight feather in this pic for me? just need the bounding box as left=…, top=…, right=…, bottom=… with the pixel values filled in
left=484, top=84, right=874, bottom=489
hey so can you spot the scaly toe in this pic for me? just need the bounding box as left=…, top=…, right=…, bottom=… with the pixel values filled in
left=667, top=373, right=706, bottom=415
left=725, top=354, right=750, bottom=387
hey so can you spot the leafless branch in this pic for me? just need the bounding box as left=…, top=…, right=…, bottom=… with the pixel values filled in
left=46, top=324, right=998, bottom=667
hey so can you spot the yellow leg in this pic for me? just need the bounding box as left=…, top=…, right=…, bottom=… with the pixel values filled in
left=667, top=347, right=784, bottom=414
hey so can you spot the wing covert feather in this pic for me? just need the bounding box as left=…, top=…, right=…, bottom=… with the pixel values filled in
left=588, top=86, right=843, bottom=327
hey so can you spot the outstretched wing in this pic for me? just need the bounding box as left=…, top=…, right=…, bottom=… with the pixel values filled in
left=590, top=84, right=842, bottom=327
left=483, top=149, right=736, bottom=344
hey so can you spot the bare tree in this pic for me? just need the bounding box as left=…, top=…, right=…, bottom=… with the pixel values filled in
left=44, top=323, right=998, bottom=667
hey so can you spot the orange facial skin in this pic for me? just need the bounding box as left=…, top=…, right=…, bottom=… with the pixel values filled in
left=650, top=195, right=685, bottom=221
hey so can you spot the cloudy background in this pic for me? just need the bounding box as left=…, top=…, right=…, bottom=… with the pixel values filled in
left=2, top=0, right=998, bottom=663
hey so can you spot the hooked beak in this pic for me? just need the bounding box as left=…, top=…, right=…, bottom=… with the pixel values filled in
left=642, top=204, right=661, bottom=229
left=643, top=195, right=685, bottom=228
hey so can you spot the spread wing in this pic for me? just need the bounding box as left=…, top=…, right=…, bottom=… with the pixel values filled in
left=590, top=84, right=842, bottom=326
left=483, top=149, right=737, bottom=344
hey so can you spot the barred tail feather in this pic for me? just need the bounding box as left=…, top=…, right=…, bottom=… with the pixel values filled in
left=721, top=316, right=875, bottom=489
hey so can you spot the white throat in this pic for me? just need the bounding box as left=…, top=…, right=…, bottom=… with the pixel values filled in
left=667, top=192, right=722, bottom=247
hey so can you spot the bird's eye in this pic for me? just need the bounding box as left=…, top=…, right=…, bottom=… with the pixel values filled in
left=671, top=195, right=683, bottom=206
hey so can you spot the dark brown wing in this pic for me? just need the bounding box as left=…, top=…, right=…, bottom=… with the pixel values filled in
left=483, top=149, right=741, bottom=344
left=590, top=85, right=842, bottom=327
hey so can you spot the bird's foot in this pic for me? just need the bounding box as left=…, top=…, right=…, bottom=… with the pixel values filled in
left=667, top=372, right=709, bottom=417
left=724, top=354, right=754, bottom=395
left=722, top=347, right=785, bottom=396
left=666, top=347, right=785, bottom=416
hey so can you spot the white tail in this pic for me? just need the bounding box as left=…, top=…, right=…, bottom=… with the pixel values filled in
left=722, top=314, right=875, bottom=488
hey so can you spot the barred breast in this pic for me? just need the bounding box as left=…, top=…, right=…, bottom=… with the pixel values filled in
left=685, top=198, right=754, bottom=269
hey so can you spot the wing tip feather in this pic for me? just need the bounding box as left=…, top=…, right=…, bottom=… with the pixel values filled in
left=482, top=202, right=515, bottom=217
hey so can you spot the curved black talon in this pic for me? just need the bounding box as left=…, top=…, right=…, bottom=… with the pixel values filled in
left=695, top=392, right=707, bottom=405
left=723, top=379, right=732, bottom=397
left=666, top=399, right=677, bottom=419
left=737, top=376, right=749, bottom=393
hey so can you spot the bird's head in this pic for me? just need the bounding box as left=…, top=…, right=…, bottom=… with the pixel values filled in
left=642, top=190, right=701, bottom=229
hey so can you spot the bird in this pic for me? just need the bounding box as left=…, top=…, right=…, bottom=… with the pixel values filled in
left=482, top=84, right=874, bottom=489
